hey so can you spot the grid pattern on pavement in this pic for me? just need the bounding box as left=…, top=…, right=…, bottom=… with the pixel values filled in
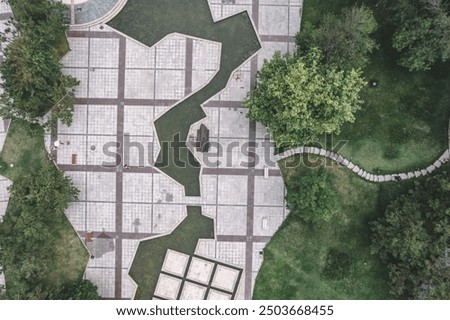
left=45, top=0, right=302, bottom=299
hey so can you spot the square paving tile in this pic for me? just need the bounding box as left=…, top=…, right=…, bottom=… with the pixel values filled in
left=87, top=135, right=118, bottom=166
left=57, top=134, right=87, bottom=166
left=88, top=105, right=117, bottom=135
left=192, top=39, right=220, bottom=72
left=195, top=239, right=216, bottom=259
left=124, top=69, right=155, bottom=99
left=192, top=69, right=217, bottom=93
left=216, top=206, right=247, bottom=236
left=154, top=274, right=182, bottom=299
left=124, top=105, right=154, bottom=136
left=217, top=175, right=248, bottom=205
left=126, top=38, right=156, bottom=69
left=162, top=249, right=190, bottom=277
left=216, top=241, right=246, bottom=267
left=207, top=289, right=232, bottom=300
left=86, top=202, right=116, bottom=232
left=180, top=281, right=207, bottom=300
left=123, top=173, right=152, bottom=203
left=152, top=174, right=184, bottom=204
left=122, top=204, right=153, bottom=233
left=155, top=70, right=185, bottom=99
left=186, top=257, right=214, bottom=284
left=211, top=265, right=239, bottom=292
left=253, top=206, right=284, bottom=237
left=254, top=175, right=285, bottom=206
left=156, top=36, right=186, bottom=69
left=123, top=135, right=153, bottom=167
left=219, top=70, right=251, bottom=102
left=89, top=38, right=120, bottom=68
left=88, top=68, right=119, bottom=99
left=86, top=172, right=116, bottom=202
left=259, top=5, right=289, bottom=35
left=152, top=204, right=186, bottom=234
left=219, top=108, right=249, bottom=138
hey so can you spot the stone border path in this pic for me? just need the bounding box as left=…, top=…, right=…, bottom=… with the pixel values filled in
left=276, top=147, right=450, bottom=182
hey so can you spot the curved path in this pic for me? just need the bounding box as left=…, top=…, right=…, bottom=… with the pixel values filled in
left=64, top=0, right=128, bottom=29
left=276, top=147, right=449, bottom=182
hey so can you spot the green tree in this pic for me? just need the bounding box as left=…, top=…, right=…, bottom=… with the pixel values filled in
left=0, top=0, right=78, bottom=127
left=371, top=170, right=450, bottom=299
left=285, top=167, right=341, bottom=224
left=297, top=5, right=378, bottom=70
left=0, top=161, right=79, bottom=299
left=382, top=0, right=450, bottom=71
left=244, top=48, right=365, bottom=148
left=64, top=280, right=100, bottom=300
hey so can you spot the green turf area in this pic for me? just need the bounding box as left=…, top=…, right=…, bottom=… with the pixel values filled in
left=129, top=206, right=214, bottom=299
left=109, top=0, right=261, bottom=196
left=253, top=156, right=393, bottom=299
left=0, top=123, right=47, bottom=180
left=0, top=123, right=89, bottom=293
left=301, top=0, right=450, bottom=174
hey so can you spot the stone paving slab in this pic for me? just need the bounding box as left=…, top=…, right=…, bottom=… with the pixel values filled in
left=49, top=0, right=301, bottom=300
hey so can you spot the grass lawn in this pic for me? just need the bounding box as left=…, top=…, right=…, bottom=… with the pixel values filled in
left=0, top=123, right=89, bottom=291
left=130, top=206, right=214, bottom=299
left=109, top=0, right=261, bottom=196
left=253, top=156, right=392, bottom=299
left=0, top=123, right=47, bottom=180
left=301, top=0, right=450, bottom=174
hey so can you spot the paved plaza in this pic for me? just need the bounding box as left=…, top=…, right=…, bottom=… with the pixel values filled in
left=41, top=0, right=303, bottom=299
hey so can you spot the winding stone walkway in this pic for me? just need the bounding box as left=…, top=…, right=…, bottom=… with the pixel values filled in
left=276, top=147, right=450, bottom=182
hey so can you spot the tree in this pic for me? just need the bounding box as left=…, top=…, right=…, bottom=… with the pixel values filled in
left=371, top=170, right=450, bottom=299
left=382, top=0, right=450, bottom=71
left=297, top=5, right=378, bottom=70
left=244, top=48, right=365, bottom=148
left=285, top=167, right=341, bottom=224
left=0, top=0, right=78, bottom=128
left=64, top=280, right=100, bottom=300
left=0, top=161, right=79, bottom=299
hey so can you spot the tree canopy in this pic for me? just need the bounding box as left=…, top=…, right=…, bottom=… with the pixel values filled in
left=371, top=170, right=450, bottom=299
left=297, top=5, right=378, bottom=70
left=285, top=167, right=341, bottom=224
left=382, top=0, right=450, bottom=71
left=244, top=48, right=365, bottom=148
left=0, top=0, right=78, bottom=128
left=0, top=161, right=88, bottom=299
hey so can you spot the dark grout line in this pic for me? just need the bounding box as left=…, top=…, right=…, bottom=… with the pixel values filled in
left=67, top=30, right=120, bottom=39
left=217, top=235, right=272, bottom=242
left=114, top=34, right=127, bottom=299
left=78, top=230, right=157, bottom=240
left=244, top=1, right=260, bottom=297
left=260, top=35, right=295, bottom=42
left=184, top=38, right=193, bottom=96
left=59, top=165, right=282, bottom=176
